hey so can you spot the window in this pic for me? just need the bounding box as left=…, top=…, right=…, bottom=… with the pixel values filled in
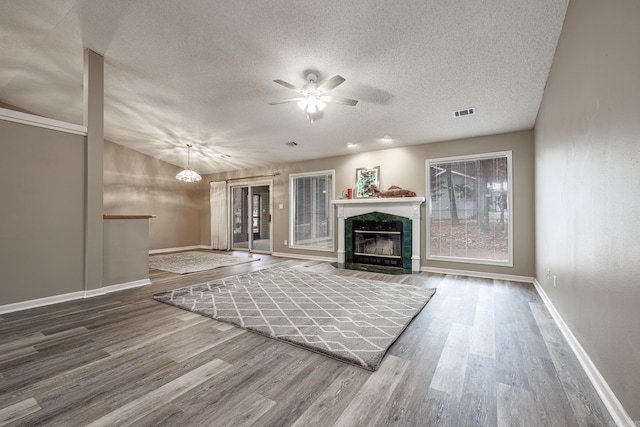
left=290, top=170, right=334, bottom=251
left=426, top=151, right=512, bottom=266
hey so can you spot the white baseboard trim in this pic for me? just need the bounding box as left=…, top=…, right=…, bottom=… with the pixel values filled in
left=421, top=266, right=535, bottom=283
left=150, top=245, right=210, bottom=255
left=0, top=290, right=87, bottom=315
left=105, top=278, right=151, bottom=293
left=0, top=279, right=151, bottom=315
left=532, top=279, right=633, bottom=427
left=272, top=252, right=337, bottom=263
left=84, top=278, right=151, bottom=298
left=84, top=288, right=106, bottom=298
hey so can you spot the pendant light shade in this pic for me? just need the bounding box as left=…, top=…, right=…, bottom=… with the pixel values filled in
left=175, top=168, right=202, bottom=182
left=176, top=144, right=202, bottom=182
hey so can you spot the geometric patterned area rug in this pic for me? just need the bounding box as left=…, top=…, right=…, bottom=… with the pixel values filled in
left=153, top=266, right=435, bottom=370
left=149, top=251, right=258, bottom=274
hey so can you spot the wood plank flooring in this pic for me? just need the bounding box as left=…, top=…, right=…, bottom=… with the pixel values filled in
left=0, top=252, right=614, bottom=426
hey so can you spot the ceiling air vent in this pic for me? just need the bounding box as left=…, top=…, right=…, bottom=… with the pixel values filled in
left=453, top=107, right=475, bottom=118
left=285, top=141, right=298, bottom=147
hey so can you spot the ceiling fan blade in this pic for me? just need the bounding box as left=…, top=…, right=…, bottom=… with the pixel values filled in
left=273, top=79, right=301, bottom=92
left=318, top=75, right=345, bottom=92
left=268, top=97, right=304, bottom=105
left=321, top=95, right=358, bottom=106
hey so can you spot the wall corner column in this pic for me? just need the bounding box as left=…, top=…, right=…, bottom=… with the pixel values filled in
left=335, top=204, right=345, bottom=264
left=83, top=49, right=104, bottom=292
left=410, top=201, right=422, bottom=273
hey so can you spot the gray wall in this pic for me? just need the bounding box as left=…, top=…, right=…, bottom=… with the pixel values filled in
left=535, top=0, right=640, bottom=419
left=0, top=122, right=205, bottom=306
left=204, top=130, right=535, bottom=277
left=0, top=120, right=86, bottom=305
left=104, top=140, right=202, bottom=251
left=103, top=218, right=150, bottom=286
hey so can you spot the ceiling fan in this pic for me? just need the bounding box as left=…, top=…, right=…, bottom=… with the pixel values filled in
left=269, top=72, right=358, bottom=121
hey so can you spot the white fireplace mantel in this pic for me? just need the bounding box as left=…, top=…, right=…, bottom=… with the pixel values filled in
left=332, top=197, right=425, bottom=272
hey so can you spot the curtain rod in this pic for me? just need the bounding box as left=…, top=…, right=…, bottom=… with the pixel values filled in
left=210, top=172, right=281, bottom=183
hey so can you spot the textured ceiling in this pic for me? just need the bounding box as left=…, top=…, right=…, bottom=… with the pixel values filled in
left=0, top=0, right=568, bottom=174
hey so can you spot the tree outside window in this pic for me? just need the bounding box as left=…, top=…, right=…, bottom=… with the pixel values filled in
left=426, top=152, right=512, bottom=266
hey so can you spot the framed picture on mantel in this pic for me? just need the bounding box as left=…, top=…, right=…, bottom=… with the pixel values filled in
left=355, top=166, right=380, bottom=198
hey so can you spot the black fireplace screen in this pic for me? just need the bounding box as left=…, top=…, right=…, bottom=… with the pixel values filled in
left=352, top=220, right=403, bottom=267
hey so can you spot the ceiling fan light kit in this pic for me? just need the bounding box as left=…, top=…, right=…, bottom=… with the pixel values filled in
left=297, top=96, right=326, bottom=114
left=270, top=72, right=358, bottom=121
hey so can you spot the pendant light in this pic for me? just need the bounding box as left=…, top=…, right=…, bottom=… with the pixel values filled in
left=175, top=144, right=202, bottom=182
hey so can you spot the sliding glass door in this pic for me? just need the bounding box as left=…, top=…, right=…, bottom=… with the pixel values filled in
left=231, top=186, right=249, bottom=249
left=230, top=182, right=271, bottom=253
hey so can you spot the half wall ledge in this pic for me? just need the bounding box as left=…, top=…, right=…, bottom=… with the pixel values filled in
left=103, top=215, right=156, bottom=219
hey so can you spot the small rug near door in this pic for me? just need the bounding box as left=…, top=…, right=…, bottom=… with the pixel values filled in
left=149, top=251, right=258, bottom=274
left=153, top=266, right=435, bottom=370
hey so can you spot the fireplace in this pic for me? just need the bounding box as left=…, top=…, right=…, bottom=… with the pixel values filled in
left=333, top=197, right=425, bottom=273
left=345, top=213, right=412, bottom=271
left=351, top=218, right=404, bottom=268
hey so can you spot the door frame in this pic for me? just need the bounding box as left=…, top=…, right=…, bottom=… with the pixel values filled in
left=227, top=179, right=273, bottom=253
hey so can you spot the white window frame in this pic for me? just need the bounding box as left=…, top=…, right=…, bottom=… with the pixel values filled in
left=289, top=170, right=335, bottom=252
left=426, top=151, right=513, bottom=267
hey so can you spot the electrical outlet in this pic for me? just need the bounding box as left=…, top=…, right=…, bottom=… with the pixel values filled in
left=546, top=269, right=551, bottom=280
left=553, top=275, right=557, bottom=287
left=284, top=239, right=287, bottom=246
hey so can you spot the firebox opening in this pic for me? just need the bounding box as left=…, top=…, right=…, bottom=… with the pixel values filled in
left=352, top=220, right=403, bottom=268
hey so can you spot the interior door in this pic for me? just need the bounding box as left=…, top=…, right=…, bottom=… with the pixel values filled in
left=230, top=183, right=271, bottom=252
